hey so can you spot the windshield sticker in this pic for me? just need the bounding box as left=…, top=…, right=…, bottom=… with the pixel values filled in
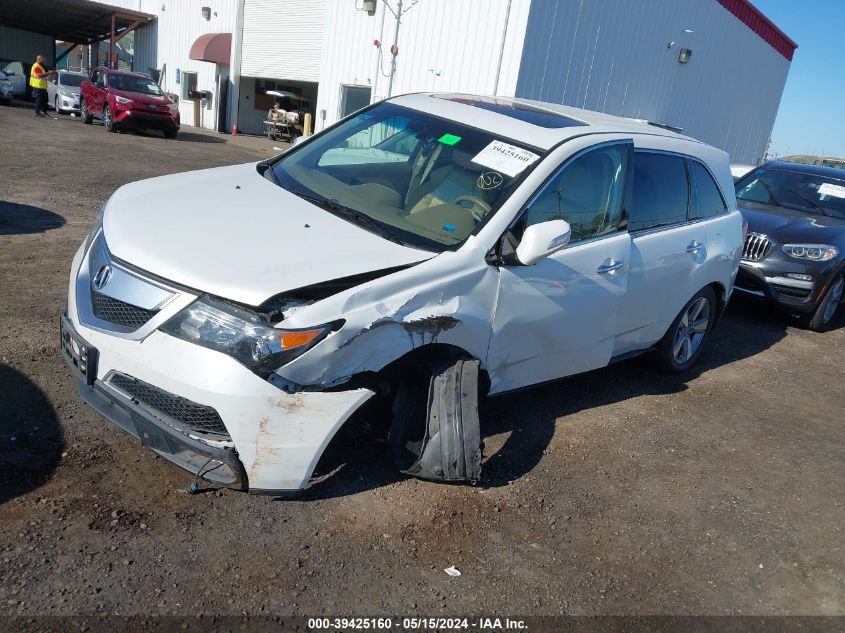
left=818, top=183, right=845, bottom=199
left=438, top=133, right=462, bottom=146
left=471, top=141, right=540, bottom=177
left=477, top=171, right=504, bottom=190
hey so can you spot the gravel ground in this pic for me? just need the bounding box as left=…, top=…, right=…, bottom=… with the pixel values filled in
left=1, top=102, right=843, bottom=619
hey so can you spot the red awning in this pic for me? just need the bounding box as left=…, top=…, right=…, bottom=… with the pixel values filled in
left=189, top=33, right=232, bottom=64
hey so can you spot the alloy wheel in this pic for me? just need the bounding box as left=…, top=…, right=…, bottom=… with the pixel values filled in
left=672, top=297, right=710, bottom=364
left=823, top=277, right=844, bottom=324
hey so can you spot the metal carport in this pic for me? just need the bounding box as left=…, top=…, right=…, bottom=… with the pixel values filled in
left=0, top=0, right=154, bottom=68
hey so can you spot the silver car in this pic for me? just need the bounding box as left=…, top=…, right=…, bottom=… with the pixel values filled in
left=48, top=70, right=85, bottom=114
left=0, top=71, right=12, bottom=105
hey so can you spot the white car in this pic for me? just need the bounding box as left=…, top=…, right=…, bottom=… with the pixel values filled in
left=47, top=70, right=85, bottom=114
left=61, top=94, right=742, bottom=494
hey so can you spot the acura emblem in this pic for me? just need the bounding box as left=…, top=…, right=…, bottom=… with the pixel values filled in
left=148, top=104, right=156, bottom=110
left=92, top=265, right=113, bottom=290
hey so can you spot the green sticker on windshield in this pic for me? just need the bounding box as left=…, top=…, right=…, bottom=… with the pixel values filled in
left=438, top=133, right=462, bottom=146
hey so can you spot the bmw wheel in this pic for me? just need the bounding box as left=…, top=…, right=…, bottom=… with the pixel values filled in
left=649, top=286, right=717, bottom=373
left=804, top=273, right=844, bottom=332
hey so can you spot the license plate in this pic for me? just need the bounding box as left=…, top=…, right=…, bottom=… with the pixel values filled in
left=60, top=315, right=98, bottom=385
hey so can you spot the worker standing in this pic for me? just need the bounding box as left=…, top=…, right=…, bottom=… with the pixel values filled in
left=30, top=55, right=57, bottom=118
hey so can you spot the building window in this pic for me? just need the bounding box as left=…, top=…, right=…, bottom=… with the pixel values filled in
left=181, top=71, right=198, bottom=100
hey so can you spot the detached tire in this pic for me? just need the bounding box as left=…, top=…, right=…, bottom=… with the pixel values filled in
left=649, top=286, right=717, bottom=373
left=81, top=101, right=93, bottom=124
left=803, top=273, right=844, bottom=332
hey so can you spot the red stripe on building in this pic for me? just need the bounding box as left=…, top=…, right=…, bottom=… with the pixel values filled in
left=717, top=0, right=797, bottom=61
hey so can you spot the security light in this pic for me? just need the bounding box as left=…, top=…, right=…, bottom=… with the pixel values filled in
left=202, top=6, right=211, bottom=20
left=362, top=0, right=377, bottom=15
left=679, top=48, right=692, bottom=63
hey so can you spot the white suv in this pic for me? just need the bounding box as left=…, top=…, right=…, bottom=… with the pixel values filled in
left=61, top=94, right=742, bottom=494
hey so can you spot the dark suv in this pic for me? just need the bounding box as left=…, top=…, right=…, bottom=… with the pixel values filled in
left=735, top=161, right=845, bottom=331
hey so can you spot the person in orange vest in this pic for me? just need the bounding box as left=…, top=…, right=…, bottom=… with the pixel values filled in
left=30, top=55, right=57, bottom=118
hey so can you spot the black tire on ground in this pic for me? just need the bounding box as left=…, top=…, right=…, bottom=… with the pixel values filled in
left=103, top=105, right=116, bottom=133
left=802, top=273, right=844, bottom=332
left=81, top=101, right=93, bottom=124
left=648, top=285, right=718, bottom=373
left=163, top=128, right=178, bottom=139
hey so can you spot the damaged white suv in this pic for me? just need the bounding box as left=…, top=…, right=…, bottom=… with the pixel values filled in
left=61, top=94, right=742, bottom=494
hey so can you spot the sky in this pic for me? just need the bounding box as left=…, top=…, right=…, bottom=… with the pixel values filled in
left=752, top=0, right=845, bottom=158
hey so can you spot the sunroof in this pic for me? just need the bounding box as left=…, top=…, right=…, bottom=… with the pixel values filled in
left=435, top=95, right=587, bottom=129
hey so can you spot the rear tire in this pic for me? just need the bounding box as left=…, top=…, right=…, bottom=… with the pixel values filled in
left=803, top=273, right=844, bottom=332
left=649, top=286, right=717, bottom=373
left=103, top=105, right=116, bottom=132
left=81, top=100, right=93, bottom=124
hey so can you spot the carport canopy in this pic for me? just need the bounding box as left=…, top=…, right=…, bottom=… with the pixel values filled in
left=0, top=0, right=154, bottom=45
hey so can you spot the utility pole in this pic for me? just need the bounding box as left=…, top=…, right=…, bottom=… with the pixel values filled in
left=386, top=0, right=403, bottom=98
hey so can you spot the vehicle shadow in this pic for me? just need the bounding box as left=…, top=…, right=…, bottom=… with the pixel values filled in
left=300, top=295, right=793, bottom=500
left=0, top=201, right=66, bottom=235
left=0, top=364, right=64, bottom=505
left=128, top=128, right=226, bottom=144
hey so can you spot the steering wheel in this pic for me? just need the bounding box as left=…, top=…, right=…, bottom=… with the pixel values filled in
left=453, top=195, right=492, bottom=217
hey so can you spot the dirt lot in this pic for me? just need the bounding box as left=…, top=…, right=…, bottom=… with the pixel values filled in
left=1, top=102, right=843, bottom=620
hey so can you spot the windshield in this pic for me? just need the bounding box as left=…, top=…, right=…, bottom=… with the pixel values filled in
left=60, top=73, right=84, bottom=88
left=736, top=168, right=845, bottom=219
left=270, top=102, right=545, bottom=251
left=109, top=74, right=163, bottom=96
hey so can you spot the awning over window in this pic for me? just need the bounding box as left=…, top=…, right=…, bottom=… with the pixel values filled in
left=189, top=33, right=232, bottom=65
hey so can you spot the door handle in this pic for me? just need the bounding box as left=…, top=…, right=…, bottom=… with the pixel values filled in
left=686, top=241, right=703, bottom=253
left=596, top=260, right=624, bottom=274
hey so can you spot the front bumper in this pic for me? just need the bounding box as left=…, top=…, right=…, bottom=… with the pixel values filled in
left=114, top=107, right=179, bottom=131
left=735, top=259, right=833, bottom=313
left=57, top=93, right=81, bottom=112
left=64, top=242, right=373, bottom=493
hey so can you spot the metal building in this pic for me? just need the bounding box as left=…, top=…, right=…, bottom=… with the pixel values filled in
left=315, top=0, right=795, bottom=164
left=2, top=0, right=794, bottom=163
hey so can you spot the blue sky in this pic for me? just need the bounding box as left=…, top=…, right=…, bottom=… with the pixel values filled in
left=753, top=0, right=845, bottom=158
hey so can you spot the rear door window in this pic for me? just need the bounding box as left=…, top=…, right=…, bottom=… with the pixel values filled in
left=689, top=160, right=727, bottom=219
left=629, top=152, right=689, bottom=231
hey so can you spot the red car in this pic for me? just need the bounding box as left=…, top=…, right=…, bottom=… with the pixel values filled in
left=81, top=67, right=179, bottom=138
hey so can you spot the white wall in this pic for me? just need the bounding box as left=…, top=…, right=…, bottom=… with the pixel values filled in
left=515, top=0, right=792, bottom=164
left=241, top=0, right=326, bottom=82
left=101, top=0, right=239, bottom=130
left=315, top=0, right=531, bottom=132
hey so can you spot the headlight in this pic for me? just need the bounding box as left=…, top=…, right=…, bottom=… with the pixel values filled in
left=114, top=95, right=134, bottom=104
left=84, top=203, right=107, bottom=254
left=781, top=244, right=839, bottom=262
left=60, top=90, right=73, bottom=97
left=160, top=296, right=340, bottom=376
left=0, top=80, right=10, bottom=88
left=167, top=102, right=178, bottom=112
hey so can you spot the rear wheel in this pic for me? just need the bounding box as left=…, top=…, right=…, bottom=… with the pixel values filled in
left=803, top=273, right=844, bottom=332
left=81, top=100, right=93, bottom=124
left=649, top=286, right=717, bottom=373
left=103, top=105, right=116, bottom=132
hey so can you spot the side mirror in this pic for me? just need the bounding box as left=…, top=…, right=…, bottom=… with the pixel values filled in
left=515, top=219, right=571, bottom=265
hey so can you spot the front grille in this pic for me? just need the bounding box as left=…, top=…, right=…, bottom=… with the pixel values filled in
left=743, top=233, right=775, bottom=261
left=91, top=291, right=158, bottom=329
left=109, top=373, right=230, bottom=439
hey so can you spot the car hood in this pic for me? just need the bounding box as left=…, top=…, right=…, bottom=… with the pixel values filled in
left=737, top=200, right=845, bottom=244
left=111, top=88, right=172, bottom=106
left=103, top=162, right=436, bottom=306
